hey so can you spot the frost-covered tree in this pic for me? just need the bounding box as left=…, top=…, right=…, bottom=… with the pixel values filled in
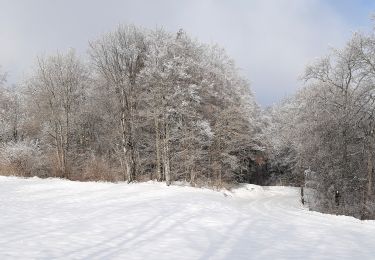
left=262, top=97, right=302, bottom=185
left=196, top=46, right=263, bottom=186
left=0, top=70, right=24, bottom=143
left=265, top=29, right=375, bottom=219
left=25, top=50, right=88, bottom=178
left=87, top=25, right=261, bottom=186
left=89, top=25, right=147, bottom=183
left=0, top=67, right=6, bottom=85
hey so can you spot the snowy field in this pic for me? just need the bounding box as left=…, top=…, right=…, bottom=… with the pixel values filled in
left=1, top=176, right=375, bottom=260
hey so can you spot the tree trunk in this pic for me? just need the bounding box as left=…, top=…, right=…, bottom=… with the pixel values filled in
left=129, top=102, right=136, bottom=182
left=64, top=105, right=70, bottom=178
left=367, top=136, right=374, bottom=201
left=162, top=119, right=171, bottom=186
left=218, top=164, right=222, bottom=188
left=120, top=108, right=129, bottom=182
left=58, top=123, right=67, bottom=178
left=155, top=116, right=162, bottom=181
left=55, top=129, right=62, bottom=178
left=190, top=168, right=196, bottom=187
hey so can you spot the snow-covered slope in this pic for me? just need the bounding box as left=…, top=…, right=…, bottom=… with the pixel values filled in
left=0, top=176, right=374, bottom=260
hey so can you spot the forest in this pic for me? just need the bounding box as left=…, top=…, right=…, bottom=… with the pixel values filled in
left=1, top=24, right=375, bottom=220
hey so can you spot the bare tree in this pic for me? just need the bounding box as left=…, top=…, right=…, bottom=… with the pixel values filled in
left=26, top=50, right=87, bottom=178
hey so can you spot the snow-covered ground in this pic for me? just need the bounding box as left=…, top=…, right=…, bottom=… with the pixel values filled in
left=1, top=176, right=375, bottom=260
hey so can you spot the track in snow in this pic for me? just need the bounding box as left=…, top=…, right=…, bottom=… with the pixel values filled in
left=0, top=176, right=375, bottom=260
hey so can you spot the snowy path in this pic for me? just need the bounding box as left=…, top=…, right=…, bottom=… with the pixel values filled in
left=0, top=176, right=375, bottom=259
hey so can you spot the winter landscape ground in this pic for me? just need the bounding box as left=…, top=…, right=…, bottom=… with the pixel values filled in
left=1, top=176, right=375, bottom=260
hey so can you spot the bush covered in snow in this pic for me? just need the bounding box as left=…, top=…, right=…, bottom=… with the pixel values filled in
left=0, top=141, right=49, bottom=177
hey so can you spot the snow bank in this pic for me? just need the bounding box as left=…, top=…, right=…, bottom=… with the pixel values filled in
left=0, top=176, right=374, bottom=259
left=224, top=184, right=266, bottom=199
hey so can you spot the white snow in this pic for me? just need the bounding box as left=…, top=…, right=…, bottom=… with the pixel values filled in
left=1, top=176, right=375, bottom=260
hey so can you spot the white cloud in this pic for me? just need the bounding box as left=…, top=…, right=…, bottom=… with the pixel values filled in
left=0, top=0, right=371, bottom=105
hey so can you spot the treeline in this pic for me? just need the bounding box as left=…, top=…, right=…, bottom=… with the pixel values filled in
left=1, top=23, right=375, bottom=220
left=265, top=28, right=375, bottom=219
left=0, top=25, right=264, bottom=187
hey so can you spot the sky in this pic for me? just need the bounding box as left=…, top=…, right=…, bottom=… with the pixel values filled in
left=0, top=0, right=375, bottom=106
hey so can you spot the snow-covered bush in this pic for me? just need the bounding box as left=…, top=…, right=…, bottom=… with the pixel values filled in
left=0, top=141, right=48, bottom=177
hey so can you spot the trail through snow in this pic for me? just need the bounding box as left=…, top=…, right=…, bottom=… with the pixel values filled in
left=0, top=176, right=375, bottom=259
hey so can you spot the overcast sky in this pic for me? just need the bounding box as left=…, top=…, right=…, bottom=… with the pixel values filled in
left=1, top=0, right=374, bottom=106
